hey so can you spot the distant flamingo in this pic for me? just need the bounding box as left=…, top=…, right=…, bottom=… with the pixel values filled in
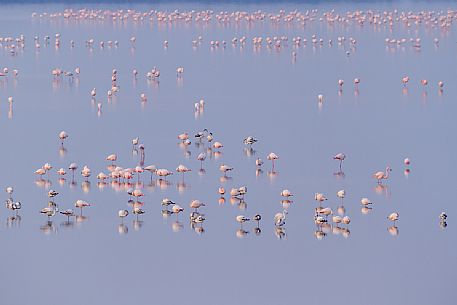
left=68, top=163, right=78, bottom=179
left=333, top=153, right=346, bottom=170
left=354, top=78, right=360, bottom=90
left=236, top=215, right=250, bottom=228
left=314, top=193, right=328, bottom=205
left=59, top=131, right=68, bottom=145
left=106, top=154, right=117, bottom=164
left=176, top=164, right=191, bottom=178
left=197, top=152, right=206, bottom=168
left=118, top=209, right=128, bottom=223
left=337, top=189, right=345, bottom=204
left=190, top=200, right=205, bottom=211
left=280, top=189, right=293, bottom=198
left=373, top=166, right=392, bottom=184
left=402, top=76, right=409, bottom=87
left=219, top=164, right=233, bottom=175
left=267, top=152, right=279, bottom=168
left=338, top=79, right=344, bottom=89
left=75, top=200, right=91, bottom=215
left=387, top=212, right=399, bottom=224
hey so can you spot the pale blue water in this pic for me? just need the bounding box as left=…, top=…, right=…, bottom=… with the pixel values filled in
left=0, top=2, right=455, bottom=305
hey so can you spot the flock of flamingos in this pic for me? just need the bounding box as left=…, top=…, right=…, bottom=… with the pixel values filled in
left=1, top=7, right=452, bottom=237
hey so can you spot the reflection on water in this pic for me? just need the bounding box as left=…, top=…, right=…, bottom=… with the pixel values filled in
left=118, top=224, right=128, bottom=235
left=274, top=226, right=287, bottom=240
left=388, top=226, right=399, bottom=236
left=40, top=221, right=57, bottom=235
left=6, top=215, right=21, bottom=228
left=60, top=220, right=75, bottom=229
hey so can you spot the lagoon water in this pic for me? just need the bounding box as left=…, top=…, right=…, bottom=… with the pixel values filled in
left=0, top=2, right=456, bottom=305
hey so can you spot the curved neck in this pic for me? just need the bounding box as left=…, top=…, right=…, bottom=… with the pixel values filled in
left=385, top=167, right=390, bottom=178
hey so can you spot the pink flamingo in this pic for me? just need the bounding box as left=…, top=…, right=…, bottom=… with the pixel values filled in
left=267, top=152, right=279, bottom=169
left=373, top=166, right=392, bottom=184
left=333, top=153, right=346, bottom=170
left=402, top=76, right=409, bottom=87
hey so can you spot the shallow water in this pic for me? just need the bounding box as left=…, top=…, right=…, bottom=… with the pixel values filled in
left=0, top=2, right=456, bottom=305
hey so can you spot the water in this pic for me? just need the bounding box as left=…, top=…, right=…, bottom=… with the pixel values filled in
left=0, top=2, right=455, bottom=305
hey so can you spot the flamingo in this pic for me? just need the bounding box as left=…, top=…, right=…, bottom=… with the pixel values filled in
left=106, top=154, right=117, bottom=164
left=219, top=164, right=233, bottom=175
left=68, top=163, right=78, bottom=179
left=178, top=133, right=189, bottom=142
left=314, top=215, right=327, bottom=225
left=315, top=207, right=332, bottom=218
left=243, top=136, right=258, bottom=146
left=35, top=168, right=46, bottom=177
left=133, top=207, right=145, bottom=220
left=40, top=206, right=58, bottom=220
left=134, top=166, right=144, bottom=181
left=5, top=186, right=13, bottom=199
left=132, top=189, right=144, bottom=201
left=213, top=141, right=223, bottom=149
left=176, top=164, right=191, bottom=178
left=197, top=153, right=207, bottom=168
left=176, top=67, right=184, bottom=76
left=171, top=205, right=184, bottom=214
left=162, top=198, right=175, bottom=207
left=236, top=215, right=250, bottom=228
left=361, top=198, right=373, bottom=205
left=280, top=189, right=293, bottom=198
left=337, top=189, right=345, bottom=204
left=156, top=168, right=173, bottom=179
left=81, top=166, right=91, bottom=181
left=253, top=214, right=261, bottom=226
left=314, top=193, right=328, bottom=204
left=59, top=131, right=68, bottom=145
left=373, top=166, right=392, bottom=184
left=43, top=163, right=53, bottom=173
left=342, top=216, right=351, bottom=226
left=6, top=199, right=21, bottom=215
left=194, top=128, right=208, bottom=140
left=118, top=209, right=128, bottom=223
left=354, top=78, right=360, bottom=88
left=333, top=153, right=346, bottom=170
left=332, top=215, right=343, bottom=226
left=190, top=200, right=205, bottom=211
left=274, top=210, right=287, bottom=227
left=387, top=212, right=399, bottom=224
left=237, top=186, right=248, bottom=198
left=267, top=152, right=279, bottom=168
left=402, top=76, right=409, bottom=87
left=218, top=187, right=225, bottom=195
left=144, top=165, right=156, bottom=180
left=75, top=200, right=91, bottom=214
left=338, top=79, right=344, bottom=89
left=60, top=209, right=75, bottom=221
left=97, top=172, right=108, bottom=180
left=48, top=190, right=59, bottom=198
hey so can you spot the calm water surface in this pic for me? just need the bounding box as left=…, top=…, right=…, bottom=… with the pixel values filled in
left=0, top=2, right=455, bottom=305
